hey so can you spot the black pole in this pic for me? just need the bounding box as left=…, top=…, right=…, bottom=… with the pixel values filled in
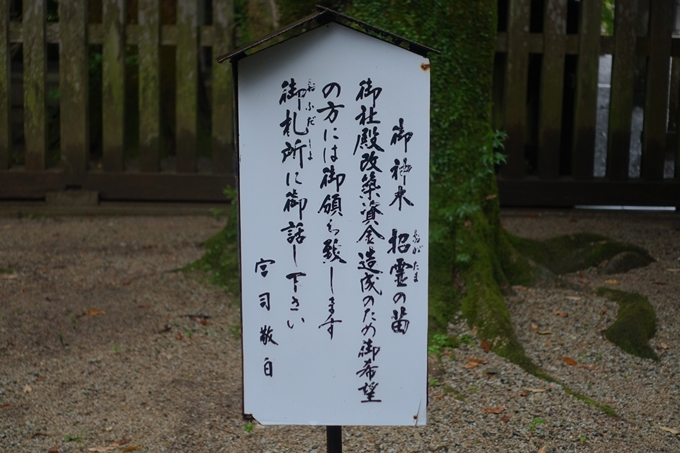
left=326, top=425, right=342, bottom=453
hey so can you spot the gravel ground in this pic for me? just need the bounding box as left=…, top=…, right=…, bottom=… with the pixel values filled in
left=0, top=210, right=678, bottom=452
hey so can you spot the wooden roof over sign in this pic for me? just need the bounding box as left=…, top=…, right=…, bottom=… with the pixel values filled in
left=216, top=5, right=439, bottom=64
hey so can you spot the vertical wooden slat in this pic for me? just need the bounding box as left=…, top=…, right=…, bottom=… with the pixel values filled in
left=176, top=0, right=198, bottom=173
left=572, top=0, right=602, bottom=180
left=212, top=0, right=234, bottom=175
left=641, top=0, right=673, bottom=181
left=23, top=0, right=47, bottom=171
left=537, top=0, right=567, bottom=179
left=0, top=0, right=9, bottom=170
left=139, top=0, right=161, bottom=172
left=501, top=0, right=530, bottom=179
left=607, top=0, right=637, bottom=180
left=102, top=0, right=125, bottom=172
left=669, top=58, right=680, bottom=134
left=59, top=0, right=89, bottom=181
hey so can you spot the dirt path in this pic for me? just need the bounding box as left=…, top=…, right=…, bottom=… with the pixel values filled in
left=0, top=212, right=678, bottom=452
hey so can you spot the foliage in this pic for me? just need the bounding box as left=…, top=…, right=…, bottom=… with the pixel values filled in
left=65, top=431, right=84, bottom=444
left=529, top=417, right=544, bottom=431
left=601, top=0, right=615, bottom=35
left=428, top=333, right=458, bottom=357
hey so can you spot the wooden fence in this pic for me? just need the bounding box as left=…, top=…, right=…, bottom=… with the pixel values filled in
left=3, top=1, right=680, bottom=207
left=1, top=0, right=235, bottom=201
left=495, top=0, right=680, bottom=207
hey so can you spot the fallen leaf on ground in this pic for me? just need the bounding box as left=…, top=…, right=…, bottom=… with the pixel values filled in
left=189, top=314, right=210, bottom=325
left=578, top=364, right=599, bottom=371
left=1, top=404, right=10, bottom=409
left=545, top=340, right=553, bottom=346
left=604, top=279, right=619, bottom=285
left=500, top=415, right=510, bottom=422
left=111, top=438, right=132, bottom=447
left=88, top=447, right=115, bottom=452
left=175, top=333, right=183, bottom=341
left=552, top=309, right=568, bottom=317
left=481, top=341, right=490, bottom=353
left=538, top=330, right=551, bottom=335
left=1, top=225, right=11, bottom=229
left=138, top=304, right=151, bottom=309
left=105, top=427, right=113, bottom=432
left=468, top=358, right=488, bottom=364
left=566, top=296, right=582, bottom=301
left=537, top=446, right=547, bottom=453
left=518, top=391, right=528, bottom=397
left=660, top=343, right=670, bottom=350
left=23, top=385, right=32, bottom=393
left=87, top=309, right=105, bottom=316
left=600, top=309, right=607, bottom=315
left=36, top=376, right=46, bottom=381
left=652, top=281, right=668, bottom=285
left=462, top=362, right=479, bottom=369
left=562, top=356, right=577, bottom=366
left=517, top=285, right=528, bottom=291
left=434, top=394, right=444, bottom=400
left=657, top=425, right=680, bottom=435
left=31, top=432, right=49, bottom=438
left=483, top=405, right=506, bottom=414
left=666, top=268, right=680, bottom=273
left=531, top=322, right=538, bottom=330
left=121, top=446, right=142, bottom=452
left=526, top=387, right=547, bottom=393
left=48, top=446, right=59, bottom=453
left=0, top=274, right=17, bottom=280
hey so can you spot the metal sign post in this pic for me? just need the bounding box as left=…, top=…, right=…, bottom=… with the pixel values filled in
left=327, top=425, right=342, bottom=453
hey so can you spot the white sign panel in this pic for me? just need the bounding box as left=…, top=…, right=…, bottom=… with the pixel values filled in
left=238, top=22, right=430, bottom=426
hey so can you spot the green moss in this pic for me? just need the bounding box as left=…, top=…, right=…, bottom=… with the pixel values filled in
left=0, top=267, right=14, bottom=275
left=442, top=385, right=465, bottom=401
left=597, top=288, right=659, bottom=361
left=183, top=199, right=240, bottom=303
left=506, top=232, right=653, bottom=276
left=563, top=386, right=619, bottom=417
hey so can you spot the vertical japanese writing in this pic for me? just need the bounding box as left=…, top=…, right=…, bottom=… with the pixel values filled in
left=317, top=82, right=346, bottom=340
left=280, top=78, right=316, bottom=337
left=255, top=257, right=277, bottom=377
left=354, top=77, right=385, bottom=403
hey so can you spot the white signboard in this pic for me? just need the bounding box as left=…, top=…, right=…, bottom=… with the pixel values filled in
left=238, top=22, right=430, bottom=426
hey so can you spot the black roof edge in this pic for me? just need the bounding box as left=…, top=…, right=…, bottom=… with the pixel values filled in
left=217, top=5, right=439, bottom=64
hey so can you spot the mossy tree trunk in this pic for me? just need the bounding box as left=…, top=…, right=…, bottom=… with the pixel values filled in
left=345, top=1, right=527, bottom=355
left=270, top=0, right=537, bottom=365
